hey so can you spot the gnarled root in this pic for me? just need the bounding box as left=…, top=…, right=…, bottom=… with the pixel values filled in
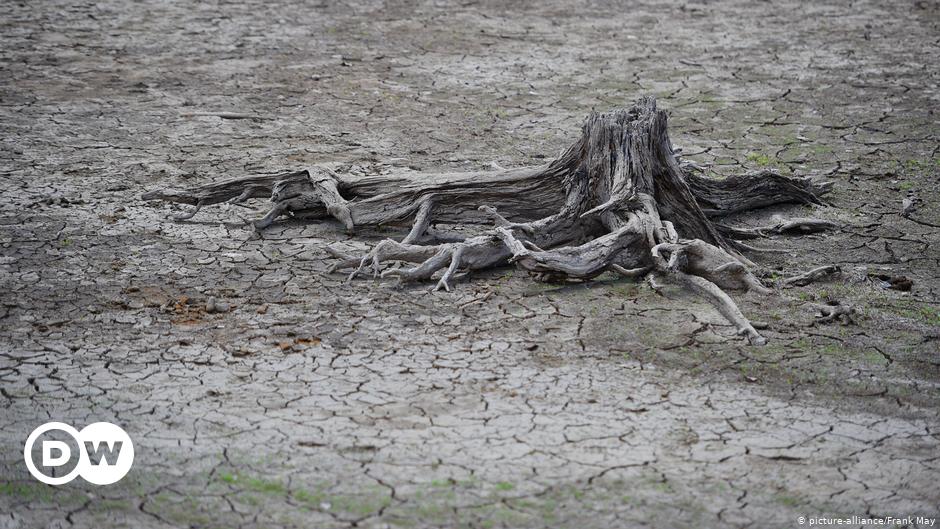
left=494, top=225, right=643, bottom=280
left=687, top=170, right=832, bottom=218
left=651, top=241, right=767, bottom=345
left=813, top=301, right=856, bottom=325
left=252, top=167, right=355, bottom=230
left=330, top=233, right=511, bottom=292
left=728, top=216, right=840, bottom=239
left=650, top=240, right=770, bottom=295
left=381, top=244, right=470, bottom=292
left=333, top=240, right=440, bottom=280
left=782, top=265, right=841, bottom=287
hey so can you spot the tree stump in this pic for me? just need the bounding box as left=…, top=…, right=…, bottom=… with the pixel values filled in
left=143, top=96, right=833, bottom=345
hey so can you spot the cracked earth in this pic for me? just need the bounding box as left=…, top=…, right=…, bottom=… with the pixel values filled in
left=1, top=0, right=939, bottom=527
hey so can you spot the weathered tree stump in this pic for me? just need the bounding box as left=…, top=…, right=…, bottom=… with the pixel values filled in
left=143, top=96, right=833, bottom=345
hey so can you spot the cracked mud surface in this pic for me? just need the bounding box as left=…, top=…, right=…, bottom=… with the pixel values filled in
left=1, top=0, right=939, bottom=527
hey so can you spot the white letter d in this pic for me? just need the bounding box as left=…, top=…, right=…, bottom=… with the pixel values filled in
left=42, top=441, right=70, bottom=467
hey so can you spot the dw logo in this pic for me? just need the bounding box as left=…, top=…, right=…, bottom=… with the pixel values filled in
left=23, top=422, right=134, bottom=485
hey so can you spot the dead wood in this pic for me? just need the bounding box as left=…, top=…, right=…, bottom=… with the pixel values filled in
left=143, top=96, right=834, bottom=345
left=782, top=265, right=842, bottom=287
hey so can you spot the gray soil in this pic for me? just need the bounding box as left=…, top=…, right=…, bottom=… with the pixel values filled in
left=1, top=0, right=939, bottom=528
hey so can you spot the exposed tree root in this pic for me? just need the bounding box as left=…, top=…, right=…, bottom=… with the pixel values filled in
left=813, top=301, right=856, bottom=325
left=142, top=96, right=834, bottom=345
left=728, top=216, right=840, bottom=238
left=687, top=170, right=832, bottom=218
left=782, top=265, right=842, bottom=287
left=650, top=241, right=767, bottom=344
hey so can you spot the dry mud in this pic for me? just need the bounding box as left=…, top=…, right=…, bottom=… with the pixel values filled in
left=1, top=0, right=939, bottom=527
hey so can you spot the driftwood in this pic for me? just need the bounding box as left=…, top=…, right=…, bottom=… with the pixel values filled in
left=813, top=301, right=856, bottom=325
left=782, top=265, right=842, bottom=287
left=142, top=97, right=834, bottom=345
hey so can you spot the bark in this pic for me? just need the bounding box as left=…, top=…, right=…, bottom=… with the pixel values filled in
left=142, top=96, right=834, bottom=345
